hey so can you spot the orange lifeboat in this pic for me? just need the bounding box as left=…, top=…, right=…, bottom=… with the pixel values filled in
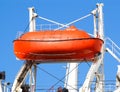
left=13, top=26, right=103, bottom=62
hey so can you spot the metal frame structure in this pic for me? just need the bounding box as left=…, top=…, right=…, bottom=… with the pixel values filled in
left=79, top=3, right=104, bottom=92
left=11, top=3, right=120, bottom=92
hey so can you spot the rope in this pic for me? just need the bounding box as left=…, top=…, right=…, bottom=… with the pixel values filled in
left=37, top=13, right=92, bottom=30
left=55, top=13, right=92, bottom=30
left=23, top=17, right=34, bottom=33
left=22, top=12, right=92, bottom=33
left=16, top=17, right=34, bottom=39
left=37, top=63, right=81, bottom=91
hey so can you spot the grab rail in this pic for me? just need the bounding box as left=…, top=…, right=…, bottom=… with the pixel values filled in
left=105, top=37, right=120, bottom=62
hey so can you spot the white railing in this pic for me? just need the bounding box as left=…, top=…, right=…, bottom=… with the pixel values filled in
left=36, top=24, right=65, bottom=31
left=90, top=81, right=116, bottom=92
left=105, top=37, right=120, bottom=62
left=1, top=83, right=11, bottom=92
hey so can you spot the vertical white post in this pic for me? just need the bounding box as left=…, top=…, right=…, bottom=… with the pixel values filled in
left=29, top=64, right=37, bottom=92
left=97, top=3, right=104, bottom=40
left=28, top=7, right=37, bottom=91
left=32, top=64, right=37, bottom=92
left=65, top=63, right=78, bottom=92
left=3, top=83, right=6, bottom=92
left=0, top=80, right=3, bottom=92
left=92, top=9, right=97, bottom=37
left=79, top=3, right=105, bottom=92
left=64, top=63, right=70, bottom=88
left=28, top=7, right=37, bottom=32
left=3, top=82, right=10, bottom=92
left=95, top=3, right=104, bottom=92
left=29, top=67, right=33, bottom=92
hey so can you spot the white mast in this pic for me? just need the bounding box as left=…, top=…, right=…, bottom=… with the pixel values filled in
left=97, top=3, right=104, bottom=40
left=28, top=7, right=37, bottom=32
left=79, top=3, right=104, bottom=92
left=28, top=7, right=37, bottom=92
left=95, top=3, right=104, bottom=92
left=12, top=7, right=38, bottom=92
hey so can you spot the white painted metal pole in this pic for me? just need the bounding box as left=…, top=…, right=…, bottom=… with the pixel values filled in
left=34, top=65, right=37, bottom=92
left=97, top=3, right=104, bottom=40
left=28, top=7, right=37, bottom=32
left=95, top=3, right=105, bottom=92
left=79, top=3, right=105, bottom=92
left=29, top=65, right=37, bottom=92
left=29, top=67, right=33, bottom=92
left=79, top=57, right=103, bottom=92
left=91, top=9, right=97, bottom=37
left=3, top=83, right=6, bottom=92
left=0, top=80, right=3, bottom=92
left=65, top=62, right=78, bottom=92
left=64, top=63, right=70, bottom=88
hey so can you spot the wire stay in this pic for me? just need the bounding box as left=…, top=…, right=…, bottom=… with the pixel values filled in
left=37, top=13, right=92, bottom=30
left=38, top=16, right=69, bottom=28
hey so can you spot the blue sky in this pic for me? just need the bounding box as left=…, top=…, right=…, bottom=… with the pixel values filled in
left=0, top=0, right=120, bottom=91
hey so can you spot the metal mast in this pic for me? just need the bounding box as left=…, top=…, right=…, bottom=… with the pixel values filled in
left=12, top=7, right=37, bottom=92
left=64, top=3, right=105, bottom=92
left=79, top=3, right=105, bottom=92
left=28, top=7, right=37, bottom=32
left=95, top=3, right=104, bottom=92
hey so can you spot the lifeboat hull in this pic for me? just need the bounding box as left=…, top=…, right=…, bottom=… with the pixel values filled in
left=14, top=38, right=103, bottom=62
left=13, top=26, right=103, bottom=62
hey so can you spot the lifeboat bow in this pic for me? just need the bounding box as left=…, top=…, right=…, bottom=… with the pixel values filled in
left=13, top=26, right=103, bottom=63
